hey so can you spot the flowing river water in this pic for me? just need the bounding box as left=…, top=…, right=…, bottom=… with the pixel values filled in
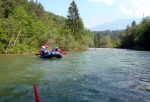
left=0, top=48, right=150, bottom=102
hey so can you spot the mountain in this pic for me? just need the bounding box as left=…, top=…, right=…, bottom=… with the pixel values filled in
left=89, top=18, right=142, bottom=31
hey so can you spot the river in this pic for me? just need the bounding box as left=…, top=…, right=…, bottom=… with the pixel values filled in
left=0, top=48, right=150, bottom=102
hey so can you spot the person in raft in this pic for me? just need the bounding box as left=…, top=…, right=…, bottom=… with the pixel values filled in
left=55, top=46, right=59, bottom=51
left=52, top=46, right=60, bottom=52
left=51, top=46, right=55, bottom=52
left=40, top=45, right=48, bottom=55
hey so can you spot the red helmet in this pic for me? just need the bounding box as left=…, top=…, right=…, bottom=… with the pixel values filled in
left=45, top=45, right=48, bottom=48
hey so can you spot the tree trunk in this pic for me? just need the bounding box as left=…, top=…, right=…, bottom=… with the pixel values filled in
left=5, top=40, right=12, bottom=54
left=14, top=29, right=21, bottom=45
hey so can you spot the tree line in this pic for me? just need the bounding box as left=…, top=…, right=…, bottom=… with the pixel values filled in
left=93, top=17, right=150, bottom=51
left=93, top=30, right=122, bottom=48
left=0, top=0, right=149, bottom=54
left=120, top=17, right=150, bottom=50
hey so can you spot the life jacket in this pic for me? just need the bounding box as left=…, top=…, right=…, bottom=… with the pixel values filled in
left=55, top=47, right=58, bottom=51
left=40, top=48, right=46, bottom=55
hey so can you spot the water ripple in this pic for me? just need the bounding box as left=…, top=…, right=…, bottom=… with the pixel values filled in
left=0, top=49, right=150, bottom=102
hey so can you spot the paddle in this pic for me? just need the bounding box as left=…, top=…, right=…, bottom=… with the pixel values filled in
left=59, top=49, right=67, bottom=55
left=35, top=52, right=40, bottom=56
left=33, top=84, right=41, bottom=102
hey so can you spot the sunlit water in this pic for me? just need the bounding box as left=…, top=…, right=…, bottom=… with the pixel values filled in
left=0, top=48, right=150, bottom=102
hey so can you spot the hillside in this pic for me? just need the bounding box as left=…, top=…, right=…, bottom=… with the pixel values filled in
left=89, top=18, right=142, bottom=31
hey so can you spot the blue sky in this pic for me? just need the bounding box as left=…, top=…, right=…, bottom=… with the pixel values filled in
left=35, top=0, right=150, bottom=28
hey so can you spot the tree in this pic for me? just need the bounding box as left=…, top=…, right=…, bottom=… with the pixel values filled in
left=66, top=0, right=84, bottom=40
left=120, top=17, right=150, bottom=50
left=134, top=17, right=150, bottom=50
left=131, top=20, right=136, bottom=26
left=0, top=0, right=16, bottom=18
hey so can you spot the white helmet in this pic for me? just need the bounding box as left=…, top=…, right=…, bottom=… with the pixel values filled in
left=42, top=46, right=45, bottom=49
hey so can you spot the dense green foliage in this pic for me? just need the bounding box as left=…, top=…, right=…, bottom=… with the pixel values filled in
left=93, top=17, right=150, bottom=51
left=120, top=17, right=150, bottom=50
left=0, top=0, right=149, bottom=53
left=0, top=0, right=94, bottom=53
left=93, top=30, right=122, bottom=48
left=56, top=0, right=94, bottom=51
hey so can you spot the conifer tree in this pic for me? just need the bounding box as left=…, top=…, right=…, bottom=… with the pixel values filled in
left=66, top=0, right=84, bottom=40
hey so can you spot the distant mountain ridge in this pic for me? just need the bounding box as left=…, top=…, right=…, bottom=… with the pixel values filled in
left=89, top=18, right=142, bottom=31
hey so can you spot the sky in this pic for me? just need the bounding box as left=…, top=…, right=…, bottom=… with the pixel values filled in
left=35, top=0, right=150, bottom=28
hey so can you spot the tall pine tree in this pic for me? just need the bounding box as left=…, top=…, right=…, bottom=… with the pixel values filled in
left=66, top=0, right=84, bottom=40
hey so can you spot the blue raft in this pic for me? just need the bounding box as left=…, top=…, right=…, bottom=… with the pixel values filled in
left=40, top=51, right=62, bottom=58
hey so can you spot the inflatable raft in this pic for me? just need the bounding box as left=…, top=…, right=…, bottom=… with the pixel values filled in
left=40, top=51, right=62, bottom=58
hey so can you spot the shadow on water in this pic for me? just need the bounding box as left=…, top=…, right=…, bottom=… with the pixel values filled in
left=0, top=49, right=150, bottom=102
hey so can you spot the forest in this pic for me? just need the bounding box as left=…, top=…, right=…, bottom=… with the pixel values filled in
left=93, top=17, right=150, bottom=51
left=0, top=0, right=94, bottom=53
left=0, top=0, right=149, bottom=54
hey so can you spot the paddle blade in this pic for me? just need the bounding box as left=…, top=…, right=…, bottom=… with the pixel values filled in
left=33, top=84, right=41, bottom=102
left=59, top=50, right=66, bottom=52
left=59, top=50, right=67, bottom=55
left=35, top=52, right=40, bottom=56
left=60, top=51, right=67, bottom=55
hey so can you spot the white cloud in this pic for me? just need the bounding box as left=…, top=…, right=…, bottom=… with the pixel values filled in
left=119, top=5, right=133, bottom=16
left=88, top=0, right=113, bottom=5
left=117, top=0, right=150, bottom=18
left=89, top=0, right=150, bottom=17
left=86, top=0, right=150, bottom=27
